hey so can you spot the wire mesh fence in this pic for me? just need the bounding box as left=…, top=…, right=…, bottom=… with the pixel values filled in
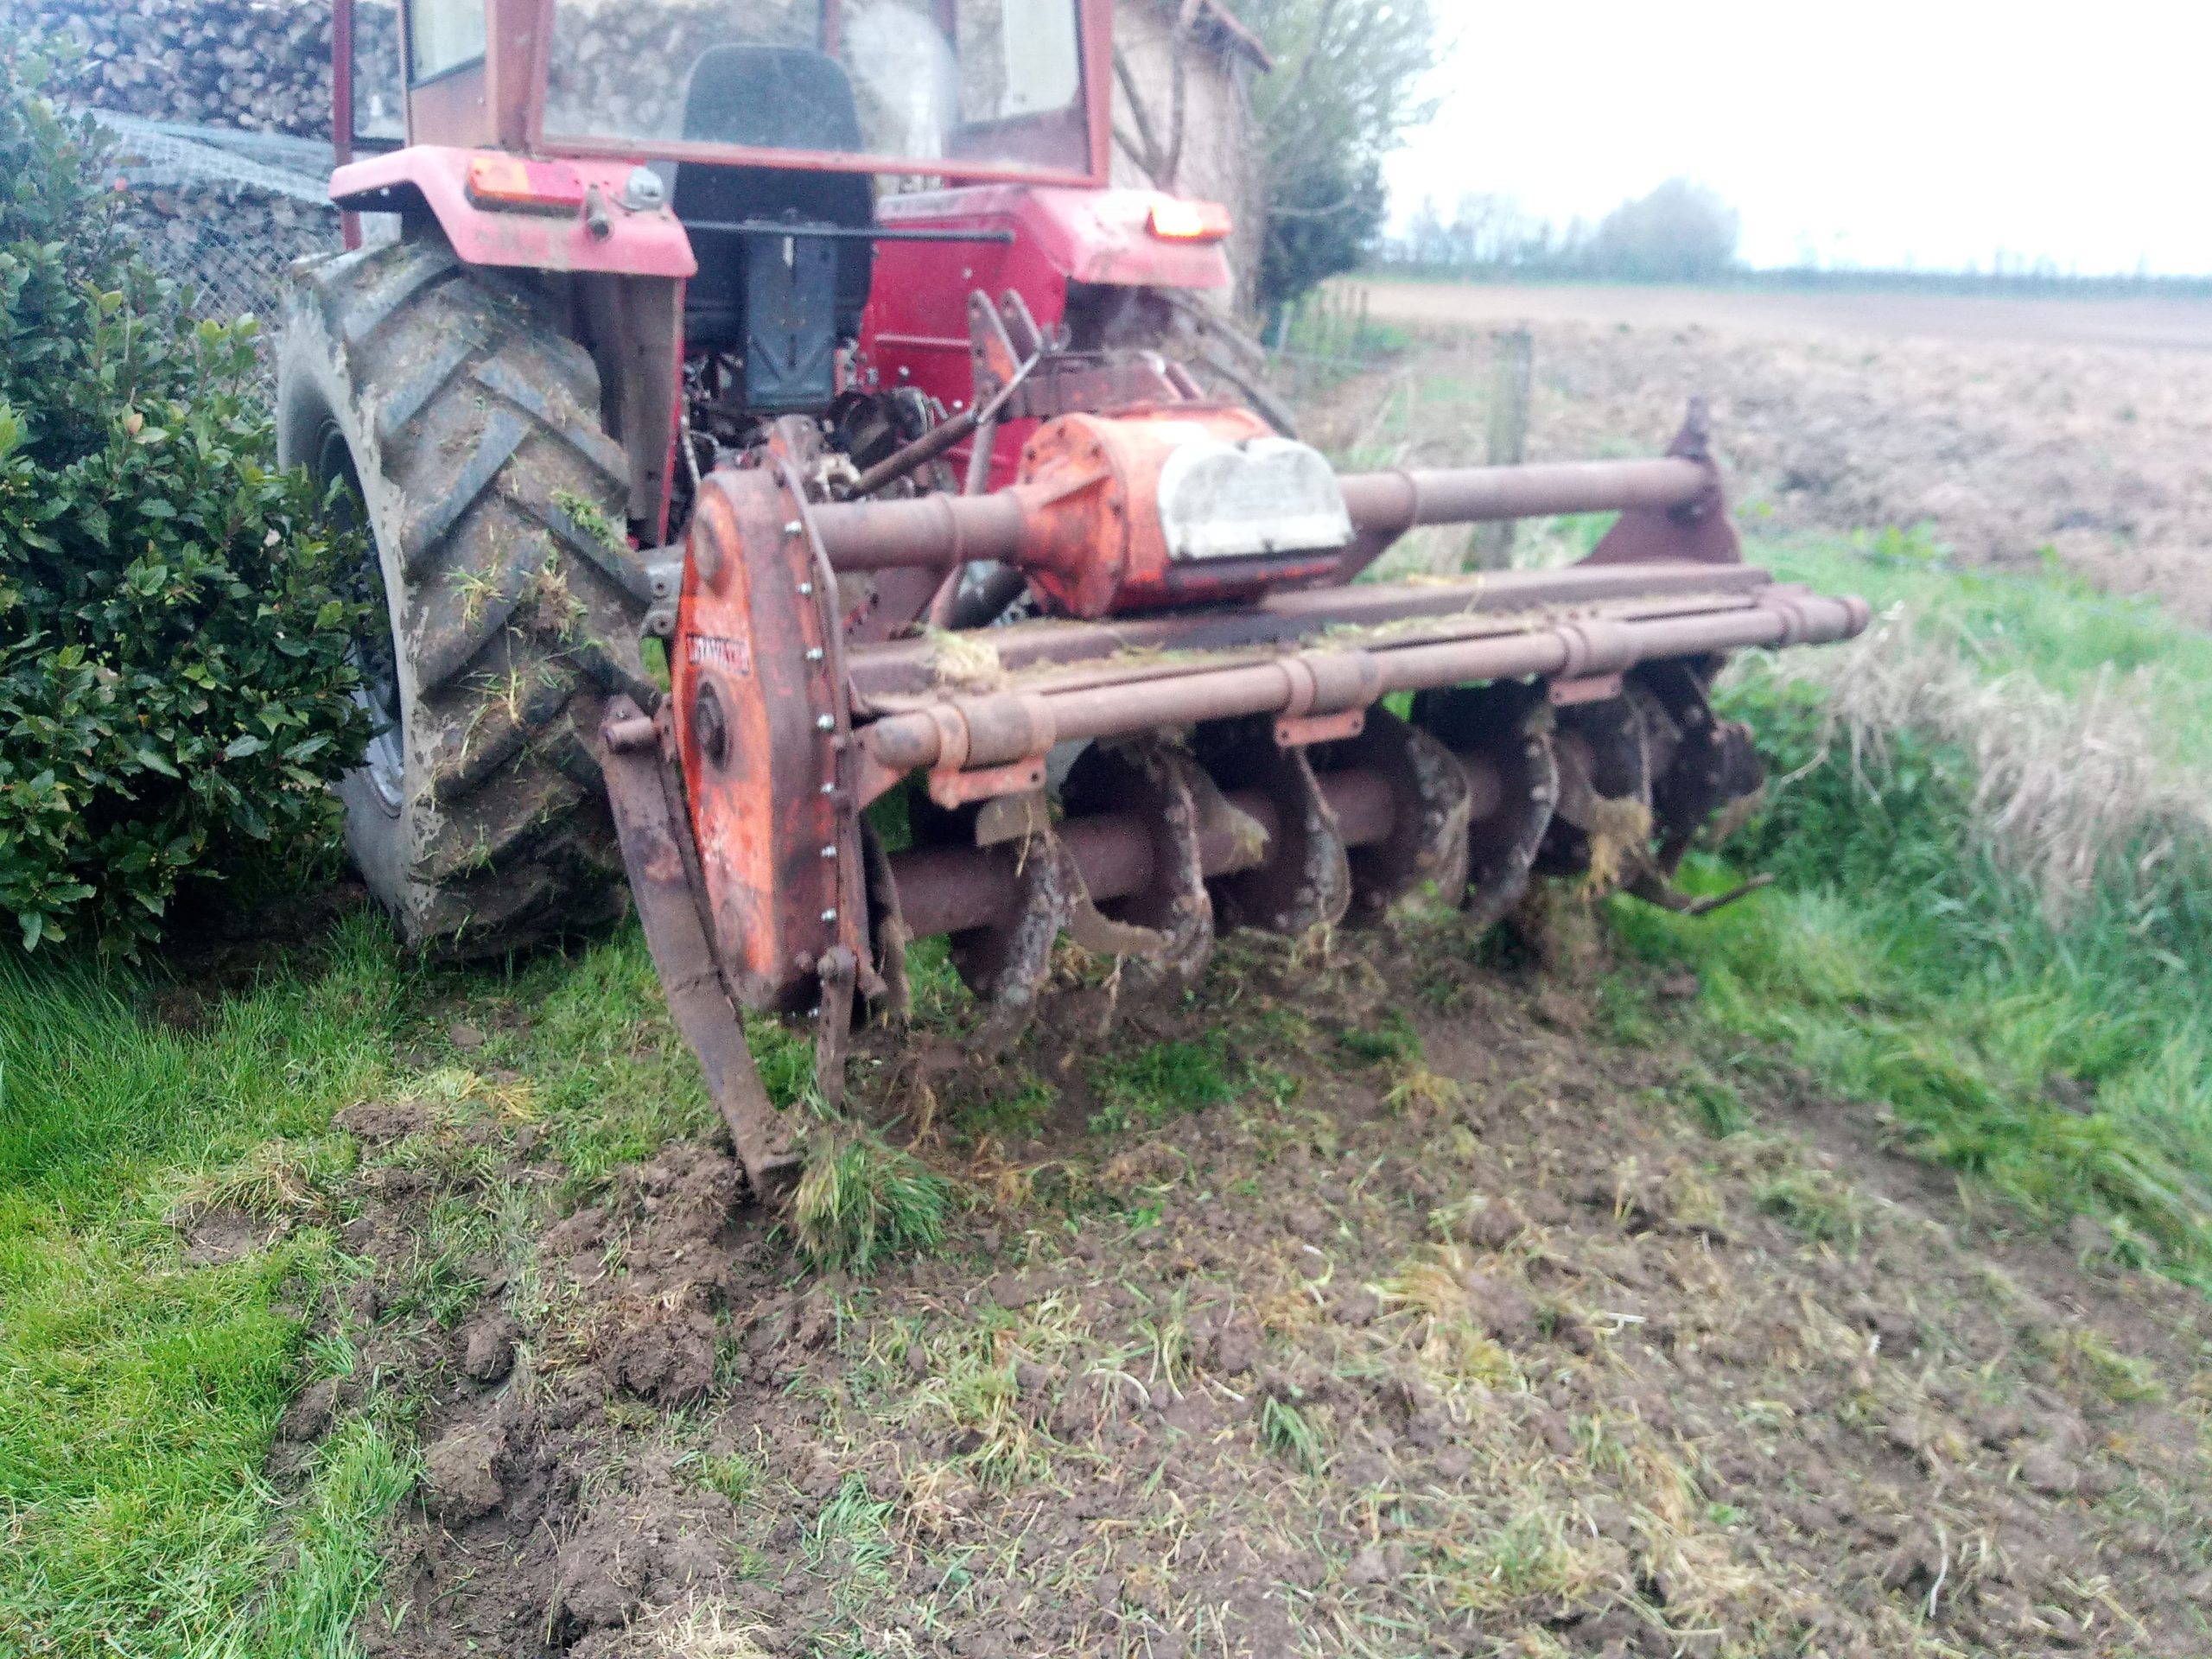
left=91, top=109, right=340, bottom=392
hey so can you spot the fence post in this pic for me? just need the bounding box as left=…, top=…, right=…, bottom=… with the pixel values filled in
left=1469, top=327, right=1533, bottom=571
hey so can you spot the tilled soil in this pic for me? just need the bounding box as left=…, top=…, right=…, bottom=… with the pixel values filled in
left=1301, top=316, right=2212, bottom=626
left=299, top=925, right=2212, bottom=1659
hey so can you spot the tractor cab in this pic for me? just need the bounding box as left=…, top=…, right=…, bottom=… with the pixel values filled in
left=332, top=0, right=1179, bottom=525
left=346, top=0, right=1102, bottom=179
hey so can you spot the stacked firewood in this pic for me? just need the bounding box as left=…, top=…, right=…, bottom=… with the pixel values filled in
left=0, top=0, right=796, bottom=142
left=0, top=0, right=340, bottom=137
left=543, top=0, right=790, bottom=141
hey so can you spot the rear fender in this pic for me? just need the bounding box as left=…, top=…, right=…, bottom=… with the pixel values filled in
left=330, top=147, right=698, bottom=279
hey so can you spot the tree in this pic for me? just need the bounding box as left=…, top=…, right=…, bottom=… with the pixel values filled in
left=1586, top=177, right=1740, bottom=282
left=1239, top=0, right=1441, bottom=311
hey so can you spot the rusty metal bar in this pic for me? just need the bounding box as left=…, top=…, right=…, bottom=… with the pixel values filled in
left=844, top=563, right=1771, bottom=702
left=860, top=587, right=1867, bottom=776
left=811, top=491, right=1025, bottom=571
left=811, top=455, right=1717, bottom=575
left=844, top=404, right=980, bottom=499
left=1333, top=458, right=1709, bottom=534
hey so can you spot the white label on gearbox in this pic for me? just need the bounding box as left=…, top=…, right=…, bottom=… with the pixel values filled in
left=1156, top=435, right=1355, bottom=562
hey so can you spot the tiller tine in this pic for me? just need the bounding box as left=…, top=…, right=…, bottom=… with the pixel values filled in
left=1193, top=715, right=1352, bottom=938
left=1541, top=691, right=1656, bottom=893
left=1060, top=737, right=1216, bottom=995
left=1330, top=704, right=1473, bottom=925
left=1412, top=682, right=1559, bottom=931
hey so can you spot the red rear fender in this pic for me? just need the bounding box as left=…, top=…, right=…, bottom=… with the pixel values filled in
left=330, top=147, right=698, bottom=278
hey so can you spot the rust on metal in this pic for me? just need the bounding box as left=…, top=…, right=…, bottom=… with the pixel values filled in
left=1059, top=739, right=1216, bottom=995
left=1548, top=674, right=1624, bottom=707
left=599, top=696, right=798, bottom=1195
left=1275, top=709, right=1367, bottom=747
left=928, top=754, right=1050, bottom=809
left=674, top=462, right=850, bottom=1015
left=855, top=586, right=1866, bottom=784
left=1332, top=706, right=1474, bottom=924
left=842, top=564, right=1786, bottom=704
left=1193, top=719, right=1351, bottom=936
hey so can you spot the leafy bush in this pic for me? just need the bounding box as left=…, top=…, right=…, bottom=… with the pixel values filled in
left=0, top=37, right=366, bottom=951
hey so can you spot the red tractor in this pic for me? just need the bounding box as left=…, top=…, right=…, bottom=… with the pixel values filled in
left=283, top=0, right=1866, bottom=1189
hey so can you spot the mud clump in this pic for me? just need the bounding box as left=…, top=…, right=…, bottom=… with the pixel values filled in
left=334, top=1098, right=433, bottom=1141
left=423, top=1421, right=505, bottom=1522
left=599, top=1294, right=717, bottom=1405
left=460, top=1315, right=518, bottom=1383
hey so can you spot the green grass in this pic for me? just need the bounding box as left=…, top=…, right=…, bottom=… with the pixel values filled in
left=0, top=916, right=804, bottom=1654
left=1755, top=524, right=2212, bottom=737
left=791, top=1125, right=955, bottom=1274
left=1614, top=531, right=2212, bottom=1278
left=0, top=917, right=399, bottom=1655
left=693, top=1449, right=762, bottom=1506
left=1258, top=1391, right=1325, bottom=1472
left=1085, top=1033, right=1238, bottom=1134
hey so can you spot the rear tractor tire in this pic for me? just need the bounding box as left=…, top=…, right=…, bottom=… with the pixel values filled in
left=278, top=234, right=650, bottom=957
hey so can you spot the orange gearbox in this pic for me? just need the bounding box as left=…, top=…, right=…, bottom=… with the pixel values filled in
left=1010, top=407, right=1356, bottom=618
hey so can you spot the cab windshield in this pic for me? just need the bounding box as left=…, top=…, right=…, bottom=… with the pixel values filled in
left=542, top=0, right=1090, bottom=177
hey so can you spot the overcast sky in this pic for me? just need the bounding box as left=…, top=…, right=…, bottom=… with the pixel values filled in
left=1384, top=2, right=2212, bottom=275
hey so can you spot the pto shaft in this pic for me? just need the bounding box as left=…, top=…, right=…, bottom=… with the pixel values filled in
left=807, top=456, right=1714, bottom=573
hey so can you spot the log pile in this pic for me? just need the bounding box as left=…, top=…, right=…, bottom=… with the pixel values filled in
left=544, top=0, right=792, bottom=142
left=0, top=0, right=341, bottom=137
left=0, top=0, right=779, bottom=143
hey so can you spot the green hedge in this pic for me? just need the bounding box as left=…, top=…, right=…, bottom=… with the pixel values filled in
left=0, top=36, right=367, bottom=953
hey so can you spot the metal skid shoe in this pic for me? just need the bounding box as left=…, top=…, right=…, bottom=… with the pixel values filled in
left=618, top=461, right=896, bottom=1195
left=600, top=698, right=803, bottom=1198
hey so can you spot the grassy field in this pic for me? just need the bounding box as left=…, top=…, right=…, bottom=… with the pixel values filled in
left=3, top=524, right=2209, bottom=1649
left=1639, top=533, right=2212, bottom=1274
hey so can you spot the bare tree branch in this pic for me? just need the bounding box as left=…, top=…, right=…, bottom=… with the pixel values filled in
left=1161, top=20, right=1189, bottom=188
left=1112, top=44, right=1166, bottom=184
left=1258, top=0, right=1344, bottom=137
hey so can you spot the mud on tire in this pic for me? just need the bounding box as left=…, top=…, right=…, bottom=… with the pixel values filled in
left=278, top=233, right=649, bottom=957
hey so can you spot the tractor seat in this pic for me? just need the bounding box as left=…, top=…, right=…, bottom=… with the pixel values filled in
left=673, top=45, right=877, bottom=371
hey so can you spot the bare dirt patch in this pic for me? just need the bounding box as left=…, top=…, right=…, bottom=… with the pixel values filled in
left=308, top=922, right=2212, bottom=1658
left=1312, top=289, right=2212, bottom=626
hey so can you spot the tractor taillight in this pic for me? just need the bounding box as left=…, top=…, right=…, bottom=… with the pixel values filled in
left=465, top=155, right=588, bottom=215
left=1147, top=200, right=1232, bottom=242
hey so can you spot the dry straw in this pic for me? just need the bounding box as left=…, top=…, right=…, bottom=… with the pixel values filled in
left=1741, top=606, right=2212, bottom=924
